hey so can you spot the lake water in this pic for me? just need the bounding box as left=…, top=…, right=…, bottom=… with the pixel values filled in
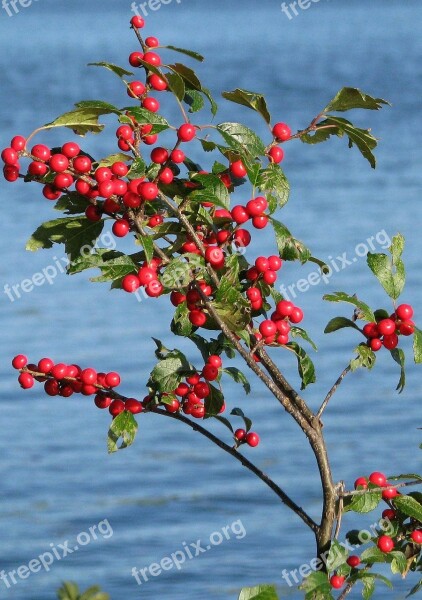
left=0, top=1, right=421, bottom=598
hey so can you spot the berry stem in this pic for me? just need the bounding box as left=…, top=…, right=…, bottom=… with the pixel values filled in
left=316, top=364, right=352, bottom=421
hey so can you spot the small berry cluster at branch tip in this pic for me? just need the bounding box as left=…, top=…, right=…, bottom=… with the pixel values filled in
left=362, top=304, right=415, bottom=351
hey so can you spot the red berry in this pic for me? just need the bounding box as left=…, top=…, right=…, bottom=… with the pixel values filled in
left=370, top=338, right=382, bottom=351
left=230, top=160, right=247, bottom=178
left=190, top=403, right=205, bottom=419
left=170, top=291, right=186, bottom=306
left=178, top=124, right=196, bottom=142
left=109, top=399, right=126, bottom=417
left=51, top=363, right=68, bottom=380
left=138, top=266, right=157, bottom=286
left=382, top=509, right=396, bottom=520
left=246, top=287, right=262, bottom=302
left=81, top=368, right=97, bottom=385
left=259, top=320, right=277, bottom=338
left=186, top=373, right=200, bottom=386
left=246, top=432, right=260, bottom=447
left=116, top=125, right=133, bottom=140
left=31, top=144, right=51, bottom=161
left=1, top=147, right=19, bottom=165
left=11, top=136, right=26, bottom=151
left=94, top=394, right=113, bottom=409
left=383, top=333, right=399, bottom=350
left=85, top=205, right=102, bottom=222
left=28, top=161, right=48, bottom=176
left=382, top=487, right=398, bottom=500
left=268, top=146, right=284, bottom=163
left=111, top=161, right=129, bottom=177
left=113, top=177, right=127, bottom=195
left=399, top=320, right=415, bottom=336
left=18, top=372, right=34, bottom=389
left=252, top=215, right=269, bottom=229
left=149, top=74, right=168, bottom=91
left=234, top=428, right=247, bottom=441
left=194, top=382, right=210, bottom=399
left=73, top=155, right=92, bottom=174
left=142, top=97, right=160, bottom=112
left=170, top=149, right=185, bottom=163
left=189, top=310, right=207, bottom=327
left=145, top=280, right=163, bottom=297
left=354, top=477, right=368, bottom=489
left=42, top=185, right=61, bottom=201
left=131, top=15, right=145, bottom=28
left=38, top=358, right=54, bottom=374
left=125, top=398, right=143, bottom=414
left=139, top=181, right=158, bottom=201
left=263, top=270, right=277, bottom=285
left=3, top=165, right=19, bottom=182
left=61, top=142, right=80, bottom=158
left=289, top=307, right=304, bottom=324
left=207, top=355, right=222, bottom=369
left=151, top=147, right=169, bottom=164
left=165, top=399, right=180, bottom=413
left=123, top=192, right=141, bottom=209
left=377, top=535, right=394, bottom=553
left=143, top=51, right=161, bottom=67
left=12, top=354, right=28, bottom=369
left=128, top=81, right=146, bottom=98
left=233, top=229, right=251, bottom=248
left=105, top=372, right=121, bottom=388
left=411, top=530, right=422, bottom=544
left=377, top=318, right=396, bottom=336
left=49, top=153, right=69, bottom=173
left=330, top=575, right=345, bottom=590
left=202, top=364, right=218, bottom=381
left=112, top=219, right=130, bottom=238
left=396, top=304, right=414, bottom=320
left=54, top=173, right=74, bottom=190
left=143, top=134, right=158, bottom=145
left=369, top=472, right=387, bottom=487
left=148, top=214, right=164, bottom=227
left=129, top=51, right=144, bottom=67
left=231, top=205, right=249, bottom=224
left=272, top=122, right=291, bottom=142
left=347, top=555, right=360, bottom=568
left=145, top=36, right=159, bottom=48
left=268, top=255, right=282, bottom=271
left=255, top=256, right=269, bottom=273
left=205, top=246, right=225, bottom=268
left=363, top=322, right=379, bottom=338
left=45, top=379, right=60, bottom=396
left=246, top=197, right=268, bottom=217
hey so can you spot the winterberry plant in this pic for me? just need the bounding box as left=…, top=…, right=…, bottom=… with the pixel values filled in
left=4, top=16, right=422, bottom=600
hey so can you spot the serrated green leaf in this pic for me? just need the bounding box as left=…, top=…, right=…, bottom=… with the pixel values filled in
left=57, top=581, right=80, bottom=600
left=323, top=292, right=375, bottom=322
left=127, top=156, right=147, bottom=179
left=138, top=234, right=154, bottom=264
left=324, top=317, right=361, bottom=334
left=388, top=473, right=422, bottom=483
left=343, top=489, right=382, bottom=513
left=362, top=576, right=376, bottom=600
left=217, top=122, right=266, bottom=158
left=26, top=217, right=104, bottom=261
left=231, top=408, right=252, bottom=432
left=164, top=45, right=204, bottom=62
left=393, top=495, right=422, bottom=522
left=122, top=107, right=170, bottom=133
left=391, top=348, right=406, bottom=393
left=285, top=342, right=316, bottom=390
left=322, top=116, right=379, bottom=168
left=360, top=547, right=387, bottom=563
left=326, top=540, right=348, bottom=571
left=185, top=89, right=205, bottom=113
left=150, top=351, right=190, bottom=393
left=413, top=327, right=422, bottom=364
left=43, top=106, right=116, bottom=136
left=324, top=87, right=390, bottom=113
left=165, top=71, right=186, bottom=101
left=161, top=258, right=195, bottom=289
left=204, top=384, right=224, bottom=417
left=75, top=99, right=121, bottom=113
left=223, top=367, right=251, bottom=394
left=257, top=163, right=290, bottom=209
left=68, top=249, right=136, bottom=278
left=54, top=192, right=89, bottom=215
left=202, top=86, right=218, bottom=117
left=390, top=551, right=407, bottom=575
left=190, top=172, right=230, bottom=209
left=107, top=411, right=138, bottom=453
left=299, top=571, right=332, bottom=597
left=171, top=302, right=193, bottom=337
left=222, top=88, right=271, bottom=124
left=271, top=218, right=311, bottom=263
left=238, top=585, right=279, bottom=600
left=350, top=344, right=376, bottom=371
left=97, top=152, right=131, bottom=168
left=367, top=251, right=405, bottom=300
left=168, top=63, right=202, bottom=90
left=79, top=585, right=110, bottom=600
left=88, top=61, right=133, bottom=78
left=290, top=327, right=318, bottom=351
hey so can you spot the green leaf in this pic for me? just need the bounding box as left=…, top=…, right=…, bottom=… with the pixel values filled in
left=257, top=163, right=290, bottom=209
left=57, top=581, right=80, bottom=600
left=212, top=282, right=250, bottom=333
left=290, top=327, right=318, bottom=351
left=69, top=249, right=136, bottom=280
left=222, top=88, right=271, bottom=124
left=43, top=106, right=116, bottom=136
left=285, top=342, right=316, bottom=390
left=164, top=45, right=204, bottom=62
left=350, top=344, right=376, bottom=371
left=26, top=217, right=104, bottom=261
left=217, top=122, right=266, bottom=158
left=388, top=473, right=422, bottom=483
left=138, top=234, right=154, bottom=264
left=326, top=540, right=348, bottom=571
left=321, top=116, right=379, bottom=168
left=107, top=411, right=138, bottom=453
left=97, top=152, right=131, bottom=168
left=238, top=585, right=279, bottom=600
left=54, top=192, right=89, bottom=215
left=213, top=415, right=234, bottom=434
left=324, top=87, right=390, bottom=113
left=127, top=156, right=147, bottom=179
left=393, top=495, right=422, bottom=522
left=204, top=384, right=224, bottom=417
left=168, top=63, right=202, bottom=90
left=390, top=551, right=407, bottom=575
left=171, top=303, right=193, bottom=337
left=223, top=367, right=251, bottom=394
left=88, top=61, right=133, bottom=78
left=323, top=292, right=375, bottom=322
left=122, top=107, right=170, bottom=133
left=343, top=489, right=382, bottom=513
left=413, top=327, right=422, bottom=364
left=362, top=576, right=376, bottom=600
left=190, top=172, right=230, bottom=209
left=360, top=547, right=387, bottom=564
left=231, top=408, right=252, bottom=432
left=406, top=578, right=422, bottom=598
left=150, top=350, right=191, bottom=393
left=202, top=86, right=218, bottom=117
left=271, top=218, right=311, bottom=263
left=185, top=89, right=205, bottom=113
left=367, top=251, right=405, bottom=300
left=324, top=317, right=361, bottom=334
left=391, top=348, right=406, bottom=393
left=75, top=99, right=121, bottom=113
left=165, top=71, right=186, bottom=101
left=299, top=571, right=332, bottom=598
left=161, top=258, right=196, bottom=289
left=79, top=586, right=110, bottom=600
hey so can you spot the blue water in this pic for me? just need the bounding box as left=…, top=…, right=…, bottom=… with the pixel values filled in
left=1, top=1, right=422, bottom=598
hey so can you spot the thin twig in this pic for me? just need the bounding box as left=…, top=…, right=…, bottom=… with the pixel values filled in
left=316, top=365, right=351, bottom=421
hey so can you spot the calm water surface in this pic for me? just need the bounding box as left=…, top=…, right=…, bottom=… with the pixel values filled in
left=0, top=1, right=421, bottom=598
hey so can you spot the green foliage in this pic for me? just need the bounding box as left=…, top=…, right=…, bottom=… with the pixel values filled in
left=238, top=585, right=279, bottom=600
left=367, top=234, right=405, bottom=300
left=323, top=292, right=375, bottom=322
left=43, top=103, right=119, bottom=136
left=324, top=87, right=390, bottom=113
left=149, top=349, right=191, bottom=393
left=107, top=411, right=138, bottom=453
left=299, top=571, right=333, bottom=599
left=343, top=487, right=382, bottom=513
left=57, top=582, right=109, bottom=600
left=222, top=88, right=271, bottom=124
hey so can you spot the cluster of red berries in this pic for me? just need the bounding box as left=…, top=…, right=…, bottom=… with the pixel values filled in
left=169, top=280, right=214, bottom=327
left=234, top=428, right=260, bottom=448
left=354, top=470, right=400, bottom=500
left=363, top=304, right=415, bottom=351
left=255, top=300, right=304, bottom=347
left=122, top=258, right=164, bottom=297
left=246, top=255, right=283, bottom=293
left=231, top=196, right=270, bottom=230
